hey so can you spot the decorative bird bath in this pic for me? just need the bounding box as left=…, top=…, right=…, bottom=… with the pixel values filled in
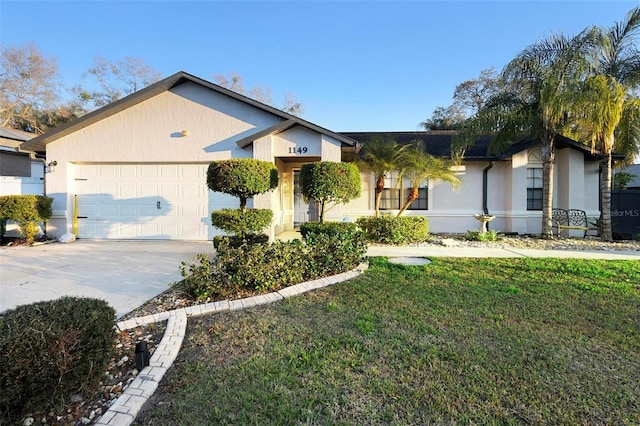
left=473, top=214, right=496, bottom=234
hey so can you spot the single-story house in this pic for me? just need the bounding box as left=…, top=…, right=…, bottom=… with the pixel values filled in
left=20, top=71, right=603, bottom=240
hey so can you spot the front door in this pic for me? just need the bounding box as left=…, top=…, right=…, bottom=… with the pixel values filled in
left=293, top=170, right=319, bottom=225
left=293, top=170, right=308, bottom=226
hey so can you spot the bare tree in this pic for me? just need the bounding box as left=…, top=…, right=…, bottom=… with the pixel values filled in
left=74, top=56, right=162, bottom=110
left=0, top=43, right=60, bottom=133
left=453, top=67, right=502, bottom=116
left=282, top=92, right=304, bottom=116
left=213, top=71, right=304, bottom=116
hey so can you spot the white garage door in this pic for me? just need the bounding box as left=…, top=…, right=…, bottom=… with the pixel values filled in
left=74, top=164, right=232, bottom=240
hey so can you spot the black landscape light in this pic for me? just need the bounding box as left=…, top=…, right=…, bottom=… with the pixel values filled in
left=135, top=342, right=150, bottom=370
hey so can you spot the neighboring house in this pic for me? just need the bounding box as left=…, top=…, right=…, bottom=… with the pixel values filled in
left=0, top=127, right=45, bottom=237
left=0, top=127, right=44, bottom=196
left=21, top=71, right=603, bottom=241
left=615, top=164, right=640, bottom=189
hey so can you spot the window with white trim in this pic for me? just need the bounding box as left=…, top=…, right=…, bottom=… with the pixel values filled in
left=379, top=172, right=428, bottom=210
left=527, top=148, right=543, bottom=211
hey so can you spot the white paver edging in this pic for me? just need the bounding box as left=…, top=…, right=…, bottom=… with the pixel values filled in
left=100, top=264, right=368, bottom=426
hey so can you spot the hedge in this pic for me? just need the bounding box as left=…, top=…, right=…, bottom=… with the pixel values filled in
left=0, top=297, right=115, bottom=420
left=356, top=215, right=429, bottom=244
left=175, top=226, right=367, bottom=299
left=0, top=195, right=53, bottom=243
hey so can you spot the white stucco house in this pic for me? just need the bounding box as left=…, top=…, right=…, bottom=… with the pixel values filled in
left=20, top=71, right=604, bottom=241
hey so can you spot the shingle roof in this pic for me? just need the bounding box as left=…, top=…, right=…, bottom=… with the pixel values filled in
left=0, top=127, right=35, bottom=149
left=340, top=131, right=605, bottom=161
left=616, top=164, right=640, bottom=188
left=21, top=71, right=358, bottom=152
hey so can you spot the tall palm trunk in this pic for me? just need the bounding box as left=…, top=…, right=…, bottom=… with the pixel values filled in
left=375, top=176, right=385, bottom=217
left=541, top=140, right=555, bottom=239
left=397, top=187, right=419, bottom=218
left=600, top=151, right=613, bottom=241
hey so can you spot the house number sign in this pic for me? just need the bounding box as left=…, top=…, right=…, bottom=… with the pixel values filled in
left=288, top=146, right=308, bottom=154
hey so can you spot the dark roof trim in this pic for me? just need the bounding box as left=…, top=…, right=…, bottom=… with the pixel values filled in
left=342, top=131, right=609, bottom=161
left=21, top=71, right=357, bottom=152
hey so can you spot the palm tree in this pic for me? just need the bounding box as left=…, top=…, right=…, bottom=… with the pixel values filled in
left=573, top=7, right=640, bottom=241
left=396, top=142, right=460, bottom=217
left=454, top=28, right=596, bottom=238
left=357, top=137, right=408, bottom=216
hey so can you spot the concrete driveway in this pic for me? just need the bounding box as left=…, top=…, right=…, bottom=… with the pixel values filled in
left=0, top=240, right=212, bottom=317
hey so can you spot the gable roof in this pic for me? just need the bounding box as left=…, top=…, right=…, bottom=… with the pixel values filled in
left=340, top=131, right=606, bottom=161
left=21, top=71, right=358, bottom=152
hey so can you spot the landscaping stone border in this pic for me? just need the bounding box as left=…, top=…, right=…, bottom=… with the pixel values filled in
left=95, top=265, right=368, bottom=426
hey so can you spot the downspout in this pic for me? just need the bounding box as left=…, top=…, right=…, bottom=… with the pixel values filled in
left=482, top=161, right=494, bottom=225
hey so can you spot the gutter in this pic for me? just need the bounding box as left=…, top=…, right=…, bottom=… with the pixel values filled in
left=482, top=161, right=494, bottom=216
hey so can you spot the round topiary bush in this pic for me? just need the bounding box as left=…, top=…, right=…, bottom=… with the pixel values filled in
left=0, top=297, right=115, bottom=421
left=300, top=162, right=361, bottom=223
left=207, top=159, right=278, bottom=209
left=211, top=208, right=273, bottom=237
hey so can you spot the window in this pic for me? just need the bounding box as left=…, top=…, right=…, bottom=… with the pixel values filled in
left=379, top=172, right=428, bottom=210
left=527, top=167, right=543, bottom=210
left=527, top=148, right=544, bottom=211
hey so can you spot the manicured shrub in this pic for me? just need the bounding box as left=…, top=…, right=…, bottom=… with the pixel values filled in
left=174, top=253, right=224, bottom=300
left=300, top=162, right=361, bottom=223
left=178, top=228, right=367, bottom=300
left=0, top=297, right=115, bottom=420
left=207, top=159, right=278, bottom=239
left=0, top=195, right=53, bottom=243
left=305, top=231, right=368, bottom=276
left=207, top=159, right=278, bottom=209
left=216, top=240, right=308, bottom=292
left=299, top=221, right=357, bottom=238
left=211, top=209, right=273, bottom=237
left=356, top=215, right=430, bottom=245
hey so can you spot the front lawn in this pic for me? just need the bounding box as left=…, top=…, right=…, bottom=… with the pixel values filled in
left=135, top=257, right=640, bottom=425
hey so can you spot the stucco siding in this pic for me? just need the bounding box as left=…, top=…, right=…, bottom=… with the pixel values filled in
left=273, top=127, right=322, bottom=157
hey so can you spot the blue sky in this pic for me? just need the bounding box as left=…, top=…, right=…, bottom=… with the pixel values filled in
left=1, top=0, right=638, bottom=131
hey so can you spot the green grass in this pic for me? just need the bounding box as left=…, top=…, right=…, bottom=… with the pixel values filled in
left=135, top=258, right=640, bottom=425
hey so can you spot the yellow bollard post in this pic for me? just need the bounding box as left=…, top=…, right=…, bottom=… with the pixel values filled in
left=73, top=195, right=78, bottom=236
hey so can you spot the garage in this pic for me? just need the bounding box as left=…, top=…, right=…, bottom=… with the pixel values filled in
left=74, top=163, right=229, bottom=240
left=19, top=72, right=358, bottom=240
